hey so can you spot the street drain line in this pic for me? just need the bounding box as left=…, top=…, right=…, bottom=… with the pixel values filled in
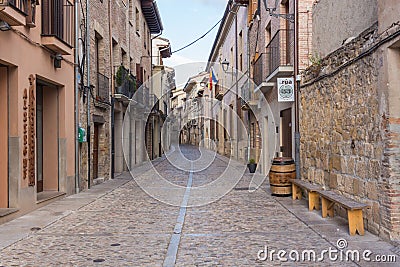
left=163, top=163, right=193, bottom=267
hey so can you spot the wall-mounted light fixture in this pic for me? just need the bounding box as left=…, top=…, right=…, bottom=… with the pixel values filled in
left=221, top=59, right=229, bottom=72
left=54, top=53, right=63, bottom=68
left=0, top=20, right=11, bottom=31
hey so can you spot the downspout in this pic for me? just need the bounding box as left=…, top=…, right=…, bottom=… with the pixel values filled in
left=109, top=0, right=115, bottom=179
left=294, top=0, right=300, bottom=179
left=247, top=5, right=252, bottom=164
left=235, top=10, right=239, bottom=161
left=74, top=0, right=80, bottom=193
left=150, top=31, right=161, bottom=159
left=85, top=0, right=91, bottom=189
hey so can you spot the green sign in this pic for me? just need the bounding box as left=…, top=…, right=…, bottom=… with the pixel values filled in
left=78, top=127, right=87, bottom=143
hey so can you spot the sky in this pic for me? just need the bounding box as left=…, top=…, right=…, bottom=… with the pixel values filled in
left=156, top=0, right=229, bottom=86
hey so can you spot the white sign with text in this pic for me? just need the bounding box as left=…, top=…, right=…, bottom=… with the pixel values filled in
left=277, top=78, right=294, bottom=102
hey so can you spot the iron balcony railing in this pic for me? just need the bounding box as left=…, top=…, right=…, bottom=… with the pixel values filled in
left=266, top=29, right=294, bottom=75
left=41, top=0, right=73, bottom=46
left=253, top=29, right=294, bottom=85
left=97, top=72, right=109, bottom=101
left=253, top=53, right=269, bottom=86
left=115, top=66, right=137, bottom=99
left=6, top=0, right=27, bottom=13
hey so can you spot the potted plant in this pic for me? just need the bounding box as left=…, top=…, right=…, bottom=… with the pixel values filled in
left=308, top=53, right=322, bottom=78
left=247, top=158, right=257, bottom=173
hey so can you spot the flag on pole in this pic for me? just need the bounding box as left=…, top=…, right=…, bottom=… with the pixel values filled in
left=209, top=68, right=218, bottom=91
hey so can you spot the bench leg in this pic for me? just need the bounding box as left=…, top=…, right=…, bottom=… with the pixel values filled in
left=348, top=210, right=364, bottom=236
left=292, top=184, right=302, bottom=200
left=321, top=197, right=334, bottom=218
left=308, top=192, right=320, bottom=211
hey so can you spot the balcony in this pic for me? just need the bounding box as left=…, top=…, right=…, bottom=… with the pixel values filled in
left=0, top=0, right=27, bottom=26
left=265, top=29, right=294, bottom=81
left=41, top=0, right=73, bottom=55
left=114, top=66, right=137, bottom=102
left=253, top=29, right=294, bottom=93
left=97, top=72, right=109, bottom=102
left=214, top=83, right=224, bottom=101
left=253, top=53, right=275, bottom=93
left=240, top=83, right=257, bottom=110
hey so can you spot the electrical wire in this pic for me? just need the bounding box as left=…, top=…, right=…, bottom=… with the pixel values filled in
left=301, top=25, right=400, bottom=88
left=171, top=18, right=223, bottom=54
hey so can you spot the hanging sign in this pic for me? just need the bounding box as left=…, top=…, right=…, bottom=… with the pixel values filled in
left=277, top=77, right=294, bottom=102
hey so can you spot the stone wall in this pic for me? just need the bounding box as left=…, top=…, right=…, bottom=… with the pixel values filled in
left=300, top=22, right=400, bottom=241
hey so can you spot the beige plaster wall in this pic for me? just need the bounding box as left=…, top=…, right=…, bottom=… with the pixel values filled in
left=378, top=0, right=400, bottom=34
left=312, top=0, right=378, bottom=57
left=0, top=2, right=75, bottom=211
left=0, top=67, right=8, bottom=208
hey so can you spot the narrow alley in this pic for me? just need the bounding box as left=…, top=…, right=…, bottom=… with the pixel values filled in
left=0, top=145, right=398, bottom=266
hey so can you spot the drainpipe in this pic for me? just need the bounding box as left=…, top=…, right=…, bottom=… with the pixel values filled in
left=235, top=11, right=239, bottom=161
left=86, top=0, right=91, bottom=189
left=247, top=11, right=251, bottom=164
left=109, top=0, right=114, bottom=179
left=294, top=0, right=300, bottom=179
left=74, top=0, right=80, bottom=193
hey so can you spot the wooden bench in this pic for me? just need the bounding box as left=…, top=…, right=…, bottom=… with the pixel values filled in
left=318, top=190, right=369, bottom=236
left=290, top=179, right=323, bottom=211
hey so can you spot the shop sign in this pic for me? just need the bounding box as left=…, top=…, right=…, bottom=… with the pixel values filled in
left=277, top=78, right=294, bottom=102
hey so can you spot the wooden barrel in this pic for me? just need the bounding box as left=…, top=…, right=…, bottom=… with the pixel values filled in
left=269, top=157, right=295, bottom=196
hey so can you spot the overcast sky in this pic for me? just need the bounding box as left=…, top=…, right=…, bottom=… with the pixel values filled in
left=156, top=0, right=228, bottom=86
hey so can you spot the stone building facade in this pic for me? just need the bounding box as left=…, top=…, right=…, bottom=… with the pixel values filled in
left=207, top=0, right=250, bottom=163
left=301, top=0, right=400, bottom=241
left=78, top=0, right=163, bottom=187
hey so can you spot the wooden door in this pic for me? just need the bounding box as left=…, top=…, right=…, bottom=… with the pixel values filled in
left=280, top=108, right=292, bottom=158
left=93, top=124, right=99, bottom=179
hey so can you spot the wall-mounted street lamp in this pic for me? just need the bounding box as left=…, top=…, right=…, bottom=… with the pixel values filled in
left=53, top=53, right=63, bottom=68
left=221, top=59, right=230, bottom=72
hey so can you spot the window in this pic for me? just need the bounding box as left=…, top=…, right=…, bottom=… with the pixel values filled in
left=95, top=35, right=100, bottom=73
left=230, top=46, right=234, bottom=82
left=239, top=31, right=243, bottom=71
left=112, top=39, right=118, bottom=67
left=121, top=48, right=127, bottom=67
left=143, top=22, right=146, bottom=49
left=42, top=0, right=74, bottom=45
left=129, top=1, right=134, bottom=22
left=135, top=8, right=140, bottom=33
left=223, top=109, right=227, bottom=140
left=265, top=22, right=271, bottom=52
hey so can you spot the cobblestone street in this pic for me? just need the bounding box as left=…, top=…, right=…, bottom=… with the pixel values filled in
left=0, top=145, right=398, bottom=266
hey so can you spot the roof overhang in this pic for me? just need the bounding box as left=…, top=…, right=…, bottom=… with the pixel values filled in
left=183, top=79, right=196, bottom=93
left=141, top=0, right=163, bottom=34
left=160, top=45, right=172, bottom=58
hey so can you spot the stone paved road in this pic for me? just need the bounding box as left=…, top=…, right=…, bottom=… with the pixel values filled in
left=0, top=145, right=398, bottom=266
